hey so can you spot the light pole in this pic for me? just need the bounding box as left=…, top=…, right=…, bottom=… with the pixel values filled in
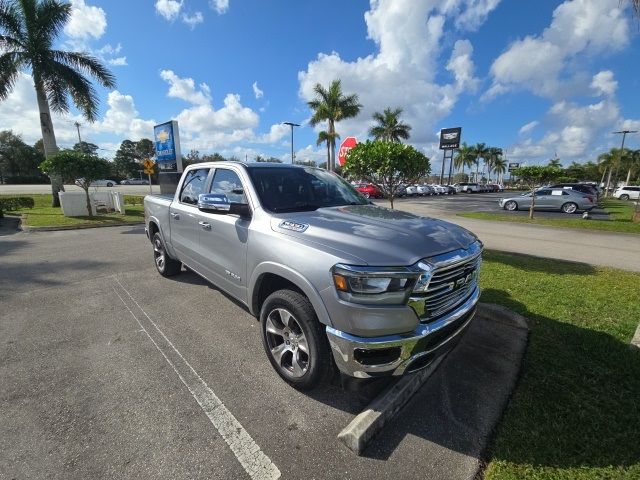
left=283, top=122, right=300, bottom=164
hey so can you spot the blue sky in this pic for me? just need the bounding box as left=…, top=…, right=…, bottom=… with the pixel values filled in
left=1, top=0, right=639, bottom=170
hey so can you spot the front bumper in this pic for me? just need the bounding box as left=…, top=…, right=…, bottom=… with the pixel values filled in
left=326, top=286, right=479, bottom=378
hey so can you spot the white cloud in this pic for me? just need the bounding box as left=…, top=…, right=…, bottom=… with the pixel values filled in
left=252, top=81, right=264, bottom=99
left=155, top=0, right=183, bottom=21
left=257, top=123, right=289, bottom=143
left=298, top=0, right=496, bottom=146
left=182, top=11, right=204, bottom=29
left=108, top=57, right=128, bottom=66
left=160, top=70, right=212, bottom=105
left=210, top=0, right=229, bottom=14
left=486, top=0, right=629, bottom=99
left=591, top=70, right=617, bottom=97
left=64, top=0, right=107, bottom=40
left=97, top=91, right=156, bottom=140
left=454, top=0, right=502, bottom=31
left=519, top=121, right=539, bottom=135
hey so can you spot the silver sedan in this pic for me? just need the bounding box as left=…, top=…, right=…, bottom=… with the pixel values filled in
left=498, top=188, right=595, bottom=214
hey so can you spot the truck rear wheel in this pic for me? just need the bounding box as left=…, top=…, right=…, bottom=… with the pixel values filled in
left=152, top=232, right=181, bottom=277
left=260, top=289, right=334, bottom=390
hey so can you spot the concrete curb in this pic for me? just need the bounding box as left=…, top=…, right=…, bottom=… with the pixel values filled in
left=19, top=215, right=144, bottom=232
left=631, top=322, right=640, bottom=350
left=337, top=302, right=529, bottom=456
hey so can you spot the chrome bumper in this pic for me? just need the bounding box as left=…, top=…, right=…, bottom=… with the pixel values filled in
left=326, top=286, right=479, bottom=378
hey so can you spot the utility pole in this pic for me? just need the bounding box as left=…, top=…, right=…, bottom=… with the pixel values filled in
left=607, top=130, right=637, bottom=196
left=74, top=121, right=82, bottom=143
left=283, top=122, right=300, bottom=165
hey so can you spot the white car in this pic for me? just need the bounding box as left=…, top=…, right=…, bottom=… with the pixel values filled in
left=75, top=178, right=118, bottom=187
left=431, top=184, right=447, bottom=195
left=416, top=184, right=434, bottom=195
left=405, top=185, right=418, bottom=196
left=613, top=186, right=640, bottom=200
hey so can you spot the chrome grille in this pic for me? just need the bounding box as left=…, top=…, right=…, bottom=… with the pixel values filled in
left=409, top=245, right=482, bottom=322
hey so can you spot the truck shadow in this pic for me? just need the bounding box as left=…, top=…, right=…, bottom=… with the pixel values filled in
left=362, top=289, right=640, bottom=474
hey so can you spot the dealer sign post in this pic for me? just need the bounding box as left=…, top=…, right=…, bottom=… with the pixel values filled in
left=439, top=127, right=462, bottom=185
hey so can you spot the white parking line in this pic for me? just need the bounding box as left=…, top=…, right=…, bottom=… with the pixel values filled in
left=113, top=279, right=280, bottom=480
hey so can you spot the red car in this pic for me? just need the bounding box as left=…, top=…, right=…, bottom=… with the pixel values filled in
left=355, top=183, right=383, bottom=198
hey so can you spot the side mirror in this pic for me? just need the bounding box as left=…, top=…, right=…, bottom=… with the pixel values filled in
left=198, top=193, right=231, bottom=213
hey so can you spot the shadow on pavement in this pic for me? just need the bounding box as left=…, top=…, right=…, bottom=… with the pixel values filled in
left=0, top=216, right=20, bottom=236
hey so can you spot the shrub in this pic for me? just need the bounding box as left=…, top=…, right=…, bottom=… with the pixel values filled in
left=0, top=196, right=35, bottom=217
left=123, top=195, right=145, bottom=205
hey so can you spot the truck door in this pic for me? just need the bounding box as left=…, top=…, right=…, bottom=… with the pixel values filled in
left=169, top=167, right=210, bottom=266
left=194, top=167, right=251, bottom=302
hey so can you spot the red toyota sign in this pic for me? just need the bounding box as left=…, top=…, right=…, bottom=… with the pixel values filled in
left=338, top=137, right=358, bottom=166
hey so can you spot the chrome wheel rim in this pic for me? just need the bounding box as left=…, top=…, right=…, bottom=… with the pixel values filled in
left=505, top=201, right=516, bottom=211
left=563, top=203, right=577, bottom=213
left=153, top=237, right=165, bottom=271
left=265, top=308, right=309, bottom=378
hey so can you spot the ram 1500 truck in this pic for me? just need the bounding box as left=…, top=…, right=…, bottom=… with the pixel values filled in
left=144, top=162, right=482, bottom=390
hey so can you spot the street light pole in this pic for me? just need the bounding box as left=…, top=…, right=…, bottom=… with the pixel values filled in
left=283, top=122, right=300, bottom=165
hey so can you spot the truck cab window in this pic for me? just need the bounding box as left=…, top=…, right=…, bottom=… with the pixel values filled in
left=180, top=168, right=209, bottom=205
left=210, top=169, right=247, bottom=204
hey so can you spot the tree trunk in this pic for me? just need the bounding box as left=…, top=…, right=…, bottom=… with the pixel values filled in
left=326, top=142, right=330, bottom=170
left=389, top=195, right=394, bottom=209
left=625, top=168, right=632, bottom=186
left=34, top=79, right=64, bottom=207
left=329, top=120, right=336, bottom=171
left=529, top=189, right=536, bottom=219
left=605, top=166, right=613, bottom=197
left=83, top=187, right=93, bottom=217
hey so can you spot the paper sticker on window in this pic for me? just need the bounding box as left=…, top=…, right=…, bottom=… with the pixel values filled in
left=551, top=190, right=563, bottom=196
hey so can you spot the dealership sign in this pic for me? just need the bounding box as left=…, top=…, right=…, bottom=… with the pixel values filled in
left=338, top=136, right=358, bottom=166
left=508, top=162, right=520, bottom=172
left=439, top=127, right=462, bottom=150
left=154, top=120, right=183, bottom=172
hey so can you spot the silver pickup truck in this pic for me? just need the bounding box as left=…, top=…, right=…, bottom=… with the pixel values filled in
left=144, top=162, right=482, bottom=390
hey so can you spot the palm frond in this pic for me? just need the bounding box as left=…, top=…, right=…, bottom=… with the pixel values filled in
left=52, top=50, right=116, bottom=88
left=0, top=51, right=21, bottom=99
left=0, top=0, right=24, bottom=40
left=35, top=0, right=70, bottom=42
left=42, top=59, right=100, bottom=120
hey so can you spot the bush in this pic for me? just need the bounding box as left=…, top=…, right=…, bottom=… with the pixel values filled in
left=4, top=175, right=50, bottom=184
left=123, top=195, right=145, bottom=205
left=0, top=196, right=35, bottom=217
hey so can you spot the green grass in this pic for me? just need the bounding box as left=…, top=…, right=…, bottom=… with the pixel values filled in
left=459, top=199, right=640, bottom=234
left=1, top=194, right=144, bottom=228
left=480, top=251, right=640, bottom=480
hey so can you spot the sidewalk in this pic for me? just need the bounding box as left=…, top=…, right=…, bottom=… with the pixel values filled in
left=394, top=203, right=640, bottom=272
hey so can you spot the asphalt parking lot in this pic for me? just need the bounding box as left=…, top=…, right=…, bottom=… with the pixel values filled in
left=0, top=225, right=526, bottom=479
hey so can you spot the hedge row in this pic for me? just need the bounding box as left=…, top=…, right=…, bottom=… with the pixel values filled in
left=123, top=195, right=145, bottom=205
left=0, top=197, right=35, bottom=218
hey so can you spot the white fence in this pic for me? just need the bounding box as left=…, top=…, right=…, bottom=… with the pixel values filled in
left=59, top=191, right=125, bottom=217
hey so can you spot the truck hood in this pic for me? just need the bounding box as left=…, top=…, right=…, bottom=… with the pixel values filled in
left=270, top=204, right=479, bottom=266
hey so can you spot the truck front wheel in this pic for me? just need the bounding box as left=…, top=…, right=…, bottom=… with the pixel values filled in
left=152, top=232, right=181, bottom=277
left=260, top=289, right=334, bottom=390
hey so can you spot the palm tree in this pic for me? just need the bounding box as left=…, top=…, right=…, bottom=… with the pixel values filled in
left=598, top=148, right=625, bottom=197
left=492, top=156, right=507, bottom=183
left=470, top=143, right=490, bottom=183
left=307, top=79, right=361, bottom=171
left=368, top=107, right=411, bottom=142
left=316, top=130, right=339, bottom=170
left=453, top=143, right=474, bottom=176
left=486, top=147, right=503, bottom=182
left=0, top=0, right=116, bottom=206
left=548, top=157, right=562, bottom=168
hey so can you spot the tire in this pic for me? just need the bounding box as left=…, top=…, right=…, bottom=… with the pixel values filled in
left=504, top=200, right=518, bottom=211
left=106, top=182, right=114, bottom=187
left=561, top=202, right=578, bottom=214
left=152, top=232, right=181, bottom=277
left=260, top=289, right=334, bottom=390
left=362, top=192, right=370, bottom=198
left=619, top=194, right=630, bottom=201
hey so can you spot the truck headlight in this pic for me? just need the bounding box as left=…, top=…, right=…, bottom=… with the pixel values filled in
left=332, top=264, right=420, bottom=305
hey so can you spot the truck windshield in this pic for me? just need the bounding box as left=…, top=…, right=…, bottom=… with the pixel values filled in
left=247, top=166, right=369, bottom=213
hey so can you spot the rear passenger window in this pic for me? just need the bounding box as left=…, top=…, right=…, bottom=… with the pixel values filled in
left=180, top=168, right=209, bottom=205
left=210, top=169, right=247, bottom=204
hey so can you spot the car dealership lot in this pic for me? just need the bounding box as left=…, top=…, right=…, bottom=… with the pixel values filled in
left=1, top=225, right=524, bottom=479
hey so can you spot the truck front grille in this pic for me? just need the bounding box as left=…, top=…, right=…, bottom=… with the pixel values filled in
left=409, top=246, right=482, bottom=322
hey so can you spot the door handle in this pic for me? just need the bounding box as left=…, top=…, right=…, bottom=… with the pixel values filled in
left=170, top=212, right=180, bottom=219
left=199, top=221, right=211, bottom=230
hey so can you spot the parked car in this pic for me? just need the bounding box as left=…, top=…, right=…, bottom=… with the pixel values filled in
left=431, top=184, right=447, bottom=195
left=121, top=178, right=150, bottom=185
left=499, top=188, right=595, bottom=214
left=405, top=185, right=418, bottom=196
left=549, top=183, right=599, bottom=197
left=355, top=183, right=383, bottom=198
left=613, top=186, right=640, bottom=201
left=458, top=182, right=480, bottom=193
left=145, top=162, right=482, bottom=389
left=76, top=178, right=118, bottom=187
left=416, top=184, right=434, bottom=196
left=444, top=185, right=457, bottom=195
